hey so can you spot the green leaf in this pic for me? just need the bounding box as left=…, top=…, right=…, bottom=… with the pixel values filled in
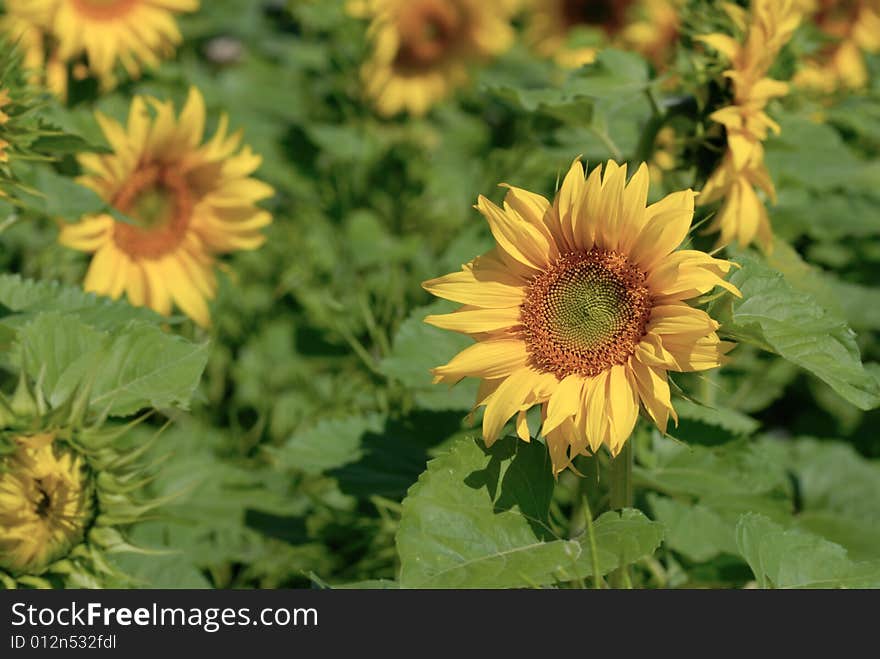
left=720, top=250, right=880, bottom=410
left=758, top=437, right=880, bottom=561
left=397, top=435, right=577, bottom=588
left=0, top=274, right=163, bottom=329
left=397, top=436, right=662, bottom=588
left=736, top=513, right=880, bottom=588
left=635, top=439, right=791, bottom=500
left=764, top=115, right=864, bottom=190
left=268, top=414, right=386, bottom=475
left=672, top=398, right=760, bottom=444
left=17, top=315, right=209, bottom=416
left=13, top=164, right=113, bottom=220
left=380, top=300, right=478, bottom=411
left=649, top=493, right=790, bottom=563
left=17, top=313, right=106, bottom=395
left=585, top=508, right=665, bottom=575
left=488, top=49, right=649, bottom=114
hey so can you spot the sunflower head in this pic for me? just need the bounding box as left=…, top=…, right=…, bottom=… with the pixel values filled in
left=360, top=0, right=515, bottom=116
left=58, top=87, right=274, bottom=327
left=0, top=375, right=160, bottom=588
left=0, top=88, right=11, bottom=165
left=794, top=0, right=880, bottom=91
left=527, top=0, right=680, bottom=69
left=0, top=37, right=66, bottom=197
left=1, top=0, right=199, bottom=96
left=423, top=159, right=739, bottom=474
left=696, top=0, right=802, bottom=250
left=0, top=432, right=95, bottom=576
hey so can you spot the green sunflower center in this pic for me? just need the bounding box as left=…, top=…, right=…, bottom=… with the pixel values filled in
left=520, top=249, right=652, bottom=378
left=111, top=163, right=194, bottom=259
left=129, top=185, right=175, bottom=230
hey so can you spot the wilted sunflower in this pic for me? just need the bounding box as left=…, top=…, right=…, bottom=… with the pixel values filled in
left=527, top=0, right=680, bottom=68
left=698, top=0, right=801, bottom=249
left=58, top=87, right=273, bottom=327
left=423, top=160, right=738, bottom=474
left=795, top=0, right=880, bottom=91
left=2, top=0, right=198, bottom=96
left=359, top=0, right=515, bottom=116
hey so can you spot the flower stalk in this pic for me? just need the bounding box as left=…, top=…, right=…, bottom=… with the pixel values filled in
left=609, top=440, right=634, bottom=589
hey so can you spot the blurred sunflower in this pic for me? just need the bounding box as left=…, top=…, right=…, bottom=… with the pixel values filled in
left=0, top=2, right=68, bottom=97
left=0, top=89, right=10, bottom=165
left=698, top=0, right=801, bottom=249
left=423, top=160, right=738, bottom=474
left=526, top=0, right=681, bottom=69
left=2, top=0, right=198, bottom=96
left=0, top=432, right=94, bottom=576
left=58, top=87, right=274, bottom=327
left=648, top=125, right=677, bottom=183
left=358, top=0, right=515, bottom=116
left=795, top=0, right=880, bottom=91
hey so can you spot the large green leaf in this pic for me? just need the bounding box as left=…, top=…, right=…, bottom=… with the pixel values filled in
left=764, top=115, right=865, bottom=190
left=17, top=314, right=209, bottom=416
left=719, top=250, right=880, bottom=410
left=635, top=438, right=791, bottom=500
left=397, top=436, right=662, bottom=588
left=736, top=514, right=880, bottom=588
left=268, top=414, right=386, bottom=475
left=0, top=274, right=162, bottom=329
left=760, top=437, right=880, bottom=561
left=649, top=494, right=789, bottom=563
left=490, top=49, right=650, bottom=113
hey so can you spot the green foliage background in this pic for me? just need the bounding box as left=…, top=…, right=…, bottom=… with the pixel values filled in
left=1, top=0, right=879, bottom=589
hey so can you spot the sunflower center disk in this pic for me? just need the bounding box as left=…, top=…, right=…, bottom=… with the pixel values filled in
left=561, top=0, right=635, bottom=34
left=71, top=0, right=139, bottom=20
left=520, top=249, right=653, bottom=379
left=111, top=164, right=194, bottom=259
left=395, top=1, right=462, bottom=69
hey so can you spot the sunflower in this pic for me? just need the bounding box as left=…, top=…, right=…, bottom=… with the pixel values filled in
left=0, top=433, right=94, bottom=575
left=527, top=0, right=681, bottom=69
left=621, top=0, right=681, bottom=69
left=0, top=89, right=10, bottom=164
left=699, top=143, right=776, bottom=248
left=648, top=125, right=677, bottom=184
left=359, top=0, right=515, bottom=116
left=697, top=0, right=801, bottom=249
left=0, top=2, right=68, bottom=98
left=795, top=0, right=880, bottom=91
left=58, top=87, right=273, bottom=327
left=423, top=159, right=738, bottom=474
left=2, top=0, right=198, bottom=95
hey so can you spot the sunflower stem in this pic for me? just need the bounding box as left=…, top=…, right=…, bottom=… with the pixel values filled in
left=581, top=493, right=603, bottom=590
left=609, top=440, right=634, bottom=589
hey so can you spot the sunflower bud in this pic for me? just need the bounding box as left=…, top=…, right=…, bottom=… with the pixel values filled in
left=0, top=379, right=162, bottom=588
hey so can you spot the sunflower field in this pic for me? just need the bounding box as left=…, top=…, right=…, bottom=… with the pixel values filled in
left=0, top=0, right=879, bottom=591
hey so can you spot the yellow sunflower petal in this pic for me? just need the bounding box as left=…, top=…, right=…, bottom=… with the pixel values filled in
left=431, top=338, right=528, bottom=384
left=476, top=195, right=552, bottom=271
left=482, top=367, right=546, bottom=445
left=424, top=306, right=521, bottom=334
